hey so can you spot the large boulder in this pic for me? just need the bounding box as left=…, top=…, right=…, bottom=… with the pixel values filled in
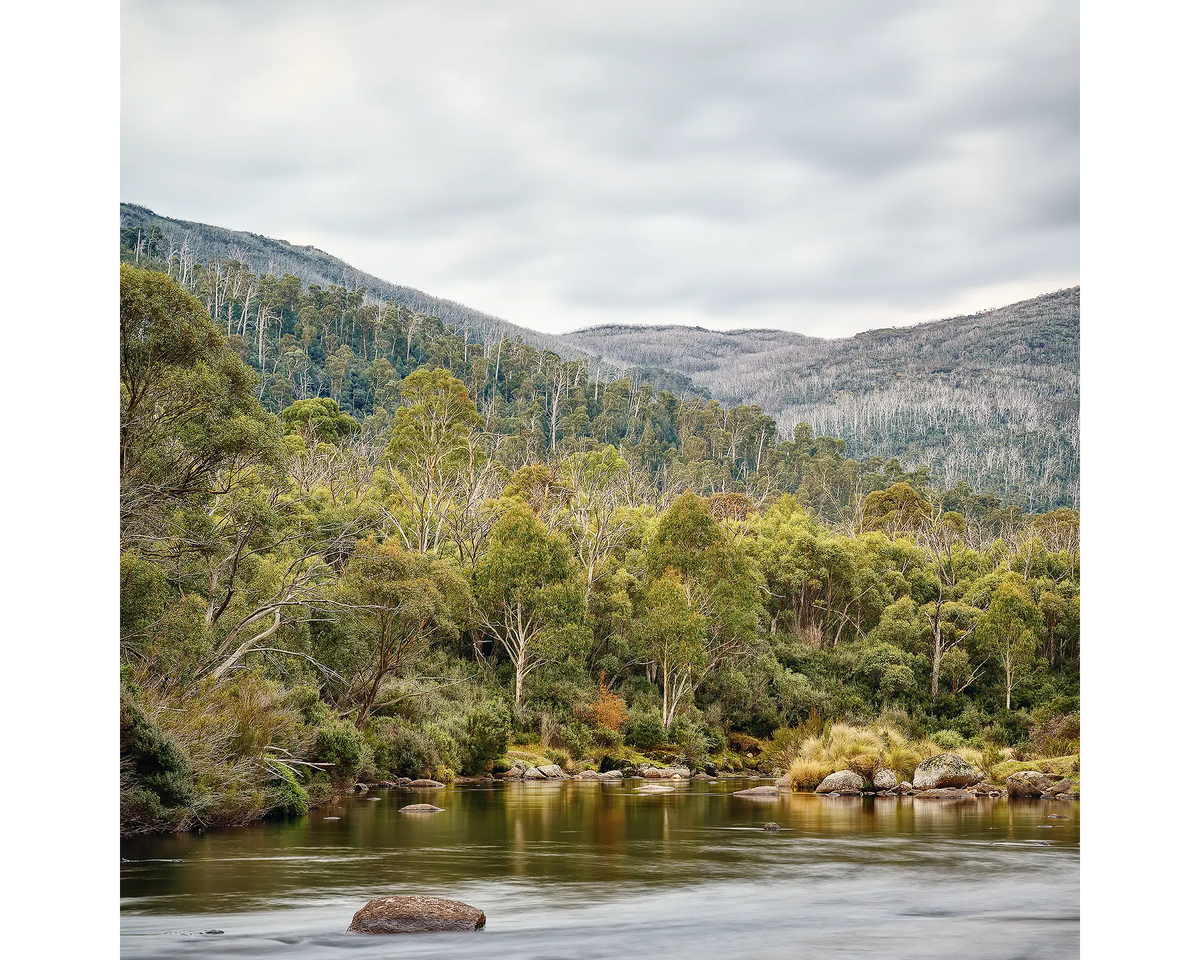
left=816, top=770, right=865, bottom=794
left=347, top=896, right=485, bottom=934
left=575, top=770, right=602, bottom=780
left=732, top=785, right=780, bottom=798
left=1005, top=771, right=1058, bottom=797
left=407, top=779, right=445, bottom=789
left=536, top=764, right=568, bottom=780
left=599, top=770, right=623, bottom=780
left=522, top=766, right=547, bottom=780
left=873, top=768, right=899, bottom=791
left=399, top=803, right=443, bottom=813
left=913, top=754, right=984, bottom=790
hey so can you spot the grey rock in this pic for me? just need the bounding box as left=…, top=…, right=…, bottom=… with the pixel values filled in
left=873, top=768, right=899, bottom=791
left=763, top=822, right=781, bottom=830
left=347, top=896, right=485, bottom=934
left=816, top=770, right=866, bottom=794
left=399, top=803, right=443, bottom=813
left=406, top=779, right=445, bottom=789
left=1005, top=771, right=1059, bottom=797
left=913, top=754, right=984, bottom=790
left=522, top=766, right=547, bottom=779
left=536, top=764, right=568, bottom=779
left=732, top=785, right=780, bottom=798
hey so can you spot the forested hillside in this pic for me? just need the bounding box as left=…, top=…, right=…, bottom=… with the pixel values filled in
left=120, top=205, right=1077, bottom=510
left=119, top=261, right=1079, bottom=836
left=563, top=290, right=1080, bottom=511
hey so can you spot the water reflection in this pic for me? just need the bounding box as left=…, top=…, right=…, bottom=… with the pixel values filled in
left=122, top=781, right=1078, bottom=959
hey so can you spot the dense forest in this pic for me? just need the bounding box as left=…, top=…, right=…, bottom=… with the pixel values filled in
left=119, top=205, right=1078, bottom=512
left=119, top=253, right=1080, bottom=836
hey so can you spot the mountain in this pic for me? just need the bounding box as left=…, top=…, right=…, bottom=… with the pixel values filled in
left=563, top=289, right=1080, bottom=509
left=118, top=204, right=1078, bottom=508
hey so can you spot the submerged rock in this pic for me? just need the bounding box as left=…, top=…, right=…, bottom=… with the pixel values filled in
left=732, top=785, right=780, bottom=798
left=347, top=896, right=485, bottom=934
left=913, top=754, right=984, bottom=790
left=633, top=783, right=675, bottom=794
left=913, top=787, right=974, bottom=799
left=399, top=803, right=443, bottom=813
left=816, top=771, right=865, bottom=794
left=763, top=822, right=781, bottom=831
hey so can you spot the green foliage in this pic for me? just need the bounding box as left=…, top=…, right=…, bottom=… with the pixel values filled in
left=371, top=722, right=440, bottom=779
left=626, top=711, right=666, bottom=750
left=280, top=398, right=358, bottom=442
left=314, top=719, right=371, bottom=784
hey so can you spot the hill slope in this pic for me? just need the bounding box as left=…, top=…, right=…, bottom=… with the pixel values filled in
left=119, top=204, right=1078, bottom=508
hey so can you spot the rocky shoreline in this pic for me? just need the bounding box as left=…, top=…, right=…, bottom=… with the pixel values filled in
left=365, top=752, right=1078, bottom=800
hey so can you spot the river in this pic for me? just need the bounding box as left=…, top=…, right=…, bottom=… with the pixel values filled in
left=121, top=779, right=1079, bottom=958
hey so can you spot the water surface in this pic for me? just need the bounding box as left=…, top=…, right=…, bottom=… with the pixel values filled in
left=121, top=779, right=1079, bottom=958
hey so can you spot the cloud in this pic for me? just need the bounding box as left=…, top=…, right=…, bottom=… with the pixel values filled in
left=122, top=0, right=1078, bottom=335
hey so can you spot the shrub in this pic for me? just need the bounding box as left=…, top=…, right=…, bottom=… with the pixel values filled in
left=546, top=748, right=569, bottom=767
left=625, top=711, right=666, bottom=750
left=930, top=729, right=966, bottom=751
left=560, top=722, right=597, bottom=760
left=728, top=732, right=764, bottom=755
left=668, top=717, right=712, bottom=765
left=372, top=722, right=439, bottom=779
left=584, top=672, right=628, bottom=732
left=314, top=719, right=371, bottom=784
left=462, top=704, right=512, bottom=773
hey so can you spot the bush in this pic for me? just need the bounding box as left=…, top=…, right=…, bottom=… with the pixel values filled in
left=462, top=704, right=512, bottom=773
left=560, top=722, right=597, bottom=760
left=930, top=729, right=966, bottom=751
left=372, top=721, right=440, bottom=778
left=120, top=691, right=196, bottom=807
left=584, top=672, right=628, bottom=732
left=626, top=711, right=666, bottom=750
left=314, top=719, right=371, bottom=784
left=668, top=717, right=712, bottom=765
left=266, top=762, right=309, bottom=818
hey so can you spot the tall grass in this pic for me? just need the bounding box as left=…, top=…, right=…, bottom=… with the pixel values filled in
left=780, top=722, right=992, bottom=789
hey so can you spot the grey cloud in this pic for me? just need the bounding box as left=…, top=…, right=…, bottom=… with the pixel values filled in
left=122, top=0, right=1078, bottom=334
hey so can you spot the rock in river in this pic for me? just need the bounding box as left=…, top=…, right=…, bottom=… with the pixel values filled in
left=634, top=783, right=675, bottom=794
left=400, top=804, right=443, bottom=813
left=815, top=770, right=865, bottom=794
left=873, top=768, right=899, bottom=791
left=732, top=785, right=780, bottom=798
left=763, top=822, right=781, bottom=830
left=407, top=779, right=445, bottom=789
left=347, top=896, right=485, bottom=934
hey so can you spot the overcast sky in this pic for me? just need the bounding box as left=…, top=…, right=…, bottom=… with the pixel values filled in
left=122, top=0, right=1078, bottom=337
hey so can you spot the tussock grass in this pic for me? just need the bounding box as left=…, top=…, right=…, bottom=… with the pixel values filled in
left=782, top=722, right=992, bottom=789
left=992, top=754, right=1080, bottom=780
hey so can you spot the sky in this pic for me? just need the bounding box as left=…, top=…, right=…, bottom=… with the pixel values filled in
left=122, top=0, right=1078, bottom=337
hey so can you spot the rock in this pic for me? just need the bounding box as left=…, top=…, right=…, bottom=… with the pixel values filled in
left=1048, top=814, right=1069, bottom=819
left=634, top=783, right=675, bottom=793
left=873, top=768, right=899, bottom=791
left=763, top=822, right=781, bottom=830
left=816, top=770, right=865, bottom=794
left=352, top=782, right=372, bottom=794
left=898, top=781, right=913, bottom=792
left=536, top=764, right=568, bottom=780
left=522, top=767, right=547, bottom=780
left=640, top=764, right=691, bottom=779
left=913, top=787, right=974, bottom=799
left=399, top=803, right=443, bottom=813
left=599, top=770, right=623, bottom=780
left=913, top=754, right=984, bottom=790
left=347, top=896, right=485, bottom=934
left=732, top=785, right=780, bottom=798
left=1005, top=771, right=1059, bottom=797
left=407, top=779, right=445, bottom=789
left=598, top=755, right=624, bottom=773
left=393, top=777, right=412, bottom=786
left=575, top=770, right=602, bottom=780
